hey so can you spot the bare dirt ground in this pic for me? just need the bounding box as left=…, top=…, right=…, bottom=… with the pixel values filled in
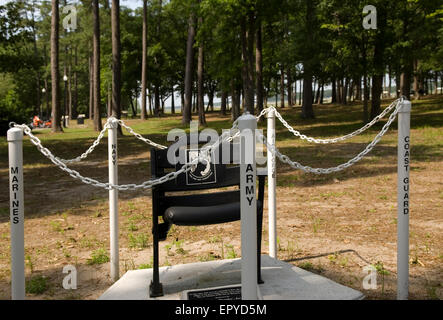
left=0, top=98, right=441, bottom=300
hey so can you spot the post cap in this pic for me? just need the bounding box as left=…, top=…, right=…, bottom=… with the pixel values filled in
left=238, top=111, right=257, bottom=121
left=266, top=108, right=276, bottom=118
left=107, top=117, right=119, bottom=129
left=7, top=127, right=23, bottom=142
left=398, top=100, right=412, bottom=113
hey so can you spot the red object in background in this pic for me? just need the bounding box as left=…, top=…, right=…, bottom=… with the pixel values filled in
left=33, top=116, right=43, bottom=127
left=32, top=116, right=51, bottom=128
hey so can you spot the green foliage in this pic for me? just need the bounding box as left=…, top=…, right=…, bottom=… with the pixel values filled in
left=128, top=233, right=150, bottom=249
left=26, top=275, right=49, bottom=295
left=0, top=0, right=441, bottom=125
left=87, top=248, right=110, bottom=265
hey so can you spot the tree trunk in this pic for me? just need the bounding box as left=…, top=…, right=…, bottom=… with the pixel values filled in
left=362, top=45, right=369, bottom=122
left=180, top=86, right=184, bottom=113
left=51, top=0, right=62, bottom=132
left=315, top=80, right=321, bottom=104
left=141, top=0, right=148, bottom=119
left=208, top=86, right=215, bottom=111
left=371, top=8, right=386, bottom=118
left=363, top=75, right=369, bottom=122
left=93, top=0, right=102, bottom=131
left=320, top=83, right=324, bottom=104
left=294, top=80, right=297, bottom=106
left=312, top=79, right=316, bottom=104
left=240, top=10, right=255, bottom=114
left=298, top=80, right=302, bottom=105
left=193, top=89, right=197, bottom=113
left=30, top=5, right=41, bottom=116
left=73, top=46, right=78, bottom=119
left=221, top=91, right=227, bottom=115
left=331, top=78, right=337, bottom=103
left=171, top=87, right=175, bottom=114
left=302, top=71, right=314, bottom=118
left=343, top=78, right=348, bottom=105
left=148, top=90, right=153, bottom=115
left=231, top=84, right=240, bottom=122
left=400, top=68, right=412, bottom=99
left=413, top=59, right=421, bottom=100
left=68, top=63, right=72, bottom=119
left=280, top=67, right=285, bottom=108
left=388, top=66, right=392, bottom=98
left=255, top=18, right=263, bottom=115
left=111, top=0, right=122, bottom=134
left=182, top=13, right=195, bottom=125
left=287, top=69, right=293, bottom=106
left=89, top=55, right=93, bottom=119
left=154, top=84, right=160, bottom=116
left=197, top=15, right=206, bottom=126
left=107, top=86, right=112, bottom=117
left=371, top=74, right=383, bottom=118
left=130, top=98, right=137, bottom=117
left=340, top=79, right=344, bottom=104
left=45, top=77, right=49, bottom=119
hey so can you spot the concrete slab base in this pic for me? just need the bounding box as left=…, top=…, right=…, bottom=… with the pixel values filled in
left=99, top=255, right=364, bottom=300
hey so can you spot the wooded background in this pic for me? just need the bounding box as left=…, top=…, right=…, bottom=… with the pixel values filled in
left=0, top=0, right=442, bottom=132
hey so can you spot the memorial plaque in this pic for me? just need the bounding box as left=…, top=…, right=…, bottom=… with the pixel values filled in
left=183, top=285, right=241, bottom=300
left=184, top=149, right=217, bottom=186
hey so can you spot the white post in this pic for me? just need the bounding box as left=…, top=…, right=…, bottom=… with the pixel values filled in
left=397, top=99, right=411, bottom=300
left=238, top=112, right=258, bottom=300
left=8, top=127, right=25, bottom=300
left=108, top=119, right=119, bottom=282
left=267, top=108, right=277, bottom=259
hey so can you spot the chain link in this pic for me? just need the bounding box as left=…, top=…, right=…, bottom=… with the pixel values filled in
left=116, top=119, right=168, bottom=150
left=58, top=122, right=111, bottom=164
left=15, top=117, right=169, bottom=165
left=256, top=108, right=270, bottom=122
left=13, top=98, right=399, bottom=186
left=12, top=118, right=239, bottom=191
left=261, top=102, right=401, bottom=174
left=259, top=98, right=402, bottom=144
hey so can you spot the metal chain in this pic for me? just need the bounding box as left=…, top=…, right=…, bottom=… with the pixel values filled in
left=57, top=122, right=111, bottom=164
left=14, top=117, right=168, bottom=165
left=256, top=108, right=270, bottom=122
left=116, top=119, right=168, bottom=150
left=261, top=103, right=401, bottom=174
left=13, top=120, right=239, bottom=191
left=272, top=98, right=402, bottom=144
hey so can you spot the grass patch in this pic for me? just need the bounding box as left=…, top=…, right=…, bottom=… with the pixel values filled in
left=0, top=207, right=8, bottom=217
left=128, top=233, right=149, bottom=249
left=26, top=275, right=49, bottom=294
left=225, top=244, right=237, bottom=259
left=298, top=262, right=314, bottom=271
left=87, top=248, right=109, bottom=265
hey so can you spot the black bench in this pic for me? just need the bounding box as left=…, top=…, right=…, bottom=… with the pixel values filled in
left=149, top=135, right=265, bottom=297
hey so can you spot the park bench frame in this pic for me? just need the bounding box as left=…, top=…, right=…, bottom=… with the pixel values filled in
left=149, top=135, right=265, bottom=297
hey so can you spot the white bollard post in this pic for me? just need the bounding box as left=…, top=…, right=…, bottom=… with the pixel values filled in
left=108, top=119, right=119, bottom=282
left=267, top=108, right=277, bottom=259
left=238, top=112, right=258, bottom=300
left=397, top=99, right=411, bottom=300
left=8, top=127, right=26, bottom=300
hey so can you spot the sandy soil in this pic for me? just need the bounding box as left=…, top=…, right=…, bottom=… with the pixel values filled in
left=0, top=110, right=441, bottom=300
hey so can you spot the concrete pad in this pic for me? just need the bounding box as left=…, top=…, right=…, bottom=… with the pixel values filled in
left=99, top=255, right=364, bottom=300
